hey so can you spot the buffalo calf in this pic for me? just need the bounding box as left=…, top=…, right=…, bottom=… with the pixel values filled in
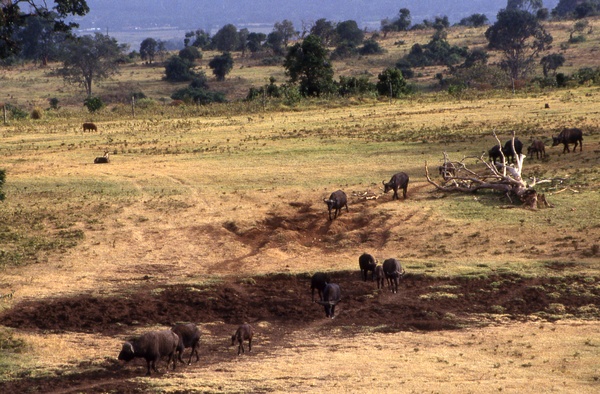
left=527, top=140, right=546, bottom=160
left=231, top=324, right=254, bottom=355
left=374, top=265, right=385, bottom=289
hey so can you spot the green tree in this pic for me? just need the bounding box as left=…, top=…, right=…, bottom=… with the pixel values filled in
left=335, top=20, right=364, bottom=46
left=0, top=0, right=89, bottom=59
left=376, top=68, right=410, bottom=98
left=208, top=52, right=234, bottom=81
left=164, top=55, right=196, bottom=82
left=15, top=12, right=67, bottom=65
left=247, top=32, right=266, bottom=53
left=458, top=14, right=489, bottom=27
left=540, top=53, right=565, bottom=77
left=140, top=38, right=157, bottom=63
left=274, top=20, right=297, bottom=47
left=212, top=24, right=238, bottom=52
left=185, top=29, right=211, bottom=49
left=310, top=18, right=336, bottom=46
left=179, top=45, right=202, bottom=63
left=396, top=8, right=412, bottom=31
left=485, top=8, right=552, bottom=81
left=283, top=35, right=335, bottom=97
left=59, top=33, right=125, bottom=97
left=266, top=30, right=285, bottom=56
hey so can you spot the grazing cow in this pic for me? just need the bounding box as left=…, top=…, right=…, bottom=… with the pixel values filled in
left=358, top=253, right=377, bottom=281
left=382, top=172, right=409, bottom=200
left=231, top=324, right=254, bottom=355
left=502, top=138, right=523, bottom=164
left=527, top=140, right=546, bottom=160
left=382, top=258, right=405, bottom=294
left=323, top=190, right=348, bottom=220
left=438, top=162, right=456, bottom=180
left=118, top=330, right=179, bottom=376
left=171, top=323, right=201, bottom=365
left=83, top=122, right=97, bottom=132
left=310, top=272, right=331, bottom=302
left=552, top=128, right=583, bottom=153
left=374, top=264, right=385, bottom=289
left=317, top=283, right=341, bottom=318
left=94, top=151, right=110, bottom=164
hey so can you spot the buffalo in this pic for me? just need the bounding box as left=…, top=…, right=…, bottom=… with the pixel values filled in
left=374, top=265, right=385, bottom=289
left=358, top=253, right=377, bottom=281
left=489, top=139, right=523, bottom=164
left=171, top=323, right=201, bottom=365
left=552, top=128, right=583, bottom=153
left=438, top=162, right=456, bottom=180
left=82, top=122, right=97, bottom=132
left=323, top=190, right=348, bottom=220
left=382, top=258, right=405, bottom=294
left=118, top=330, right=179, bottom=376
left=382, top=172, right=409, bottom=200
left=231, top=324, right=254, bottom=355
left=310, top=272, right=331, bottom=302
left=317, top=283, right=341, bottom=318
left=527, top=140, right=546, bottom=160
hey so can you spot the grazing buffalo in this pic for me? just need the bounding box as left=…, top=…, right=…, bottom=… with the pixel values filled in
left=374, top=265, right=385, bottom=289
left=552, top=128, right=583, bottom=153
left=171, top=323, right=201, bottom=365
left=323, top=190, right=348, bottom=220
left=382, top=258, right=405, bottom=294
left=310, top=272, right=331, bottom=302
left=82, top=122, right=97, bottom=132
left=118, top=330, right=179, bottom=376
left=358, top=253, right=377, bottom=281
left=231, top=324, right=254, bottom=355
left=502, top=138, right=523, bottom=164
left=527, top=140, right=546, bottom=160
left=317, top=283, right=341, bottom=318
left=382, top=172, right=409, bottom=200
left=488, top=144, right=502, bottom=163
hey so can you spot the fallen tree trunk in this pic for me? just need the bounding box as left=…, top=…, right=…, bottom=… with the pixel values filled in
left=425, top=132, right=553, bottom=210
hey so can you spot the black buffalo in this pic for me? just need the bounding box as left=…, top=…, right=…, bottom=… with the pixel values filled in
left=552, top=128, right=583, bottom=153
left=118, top=330, right=179, bottom=376
left=382, top=172, right=409, bottom=200
left=317, top=283, right=341, bottom=318
left=382, top=258, right=405, bottom=294
left=374, top=265, right=385, bottom=289
left=489, top=139, right=523, bottom=164
left=310, top=272, right=331, bottom=302
left=171, top=323, right=201, bottom=365
left=231, top=324, right=254, bottom=355
left=323, top=190, right=348, bottom=220
left=358, top=253, right=377, bottom=281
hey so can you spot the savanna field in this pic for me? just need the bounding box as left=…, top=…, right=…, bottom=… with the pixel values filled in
left=1, top=19, right=600, bottom=393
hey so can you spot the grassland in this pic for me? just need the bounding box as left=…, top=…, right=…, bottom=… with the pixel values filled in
left=1, top=19, right=600, bottom=393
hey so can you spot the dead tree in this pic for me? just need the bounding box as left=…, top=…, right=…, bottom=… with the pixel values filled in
left=425, top=132, right=552, bottom=210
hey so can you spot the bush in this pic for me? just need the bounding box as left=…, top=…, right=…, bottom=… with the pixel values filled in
left=5, top=104, right=27, bottom=119
left=171, top=86, right=226, bottom=105
left=134, top=98, right=157, bottom=109
left=568, top=35, right=586, bottom=44
left=338, top=75, right=376, bottom=96
left=83, top=96, right=104, bottom=113
left=48, top=98, right=59, bottom=110
left=164, top=55, right=196, bottom=82
left=358, top=39, right=385, bottom=55
left=30, top=107, right=43, bottom=120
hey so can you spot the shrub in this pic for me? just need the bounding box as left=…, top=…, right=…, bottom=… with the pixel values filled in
left=30, top=107, right=43, bottom=120
left=135, top=98, right=157, bottom=109
left=6, top=104, right=27, bottom=119
left=568, top=35, right=586, bottom=44
left=358, top=39, right=385, bottom=55
left=83, top=96, right=104, bottom=113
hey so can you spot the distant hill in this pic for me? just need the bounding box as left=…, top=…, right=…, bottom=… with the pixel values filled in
left=75, top=0, right=560, bottom=33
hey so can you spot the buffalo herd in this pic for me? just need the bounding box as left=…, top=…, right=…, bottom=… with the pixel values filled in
left=120, top=127, right=583, bottom=376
